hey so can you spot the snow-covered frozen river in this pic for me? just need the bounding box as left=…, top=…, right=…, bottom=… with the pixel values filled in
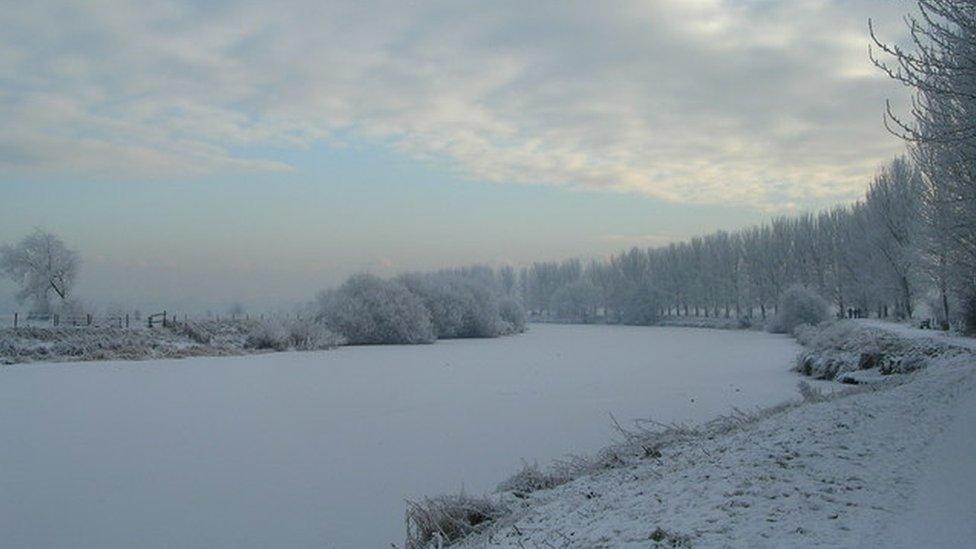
left=0, top=324, right=802, bottom=548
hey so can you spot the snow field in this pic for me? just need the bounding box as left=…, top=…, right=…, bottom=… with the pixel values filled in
left=0, top=324, right=802, bottom=548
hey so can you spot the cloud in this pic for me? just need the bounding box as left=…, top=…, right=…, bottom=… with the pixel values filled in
left=0, top=0, right=911, bottom=208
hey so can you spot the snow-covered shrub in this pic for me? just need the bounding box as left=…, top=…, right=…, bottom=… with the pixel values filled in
left=244, top=321, right=290, bottom=351
left=246, top=319, right=345, bottom=351
left=404, top=494, right=508, bottom=549
left=767, top=285, right=831, bottom=334
left=497, top=297, right=526, bottom=334
left=496, top=462, right=566, bottom=494
left=438, top=277, right=501, bottom=338
left=648, top=527, right=692, bottom=547
left=317, top=274, right=435, bottom=345
left=398, top=273, right=468, bottom=338
left=175, top=321, right=218, bottom=344
left=398, top=271, right=525, bottom=339
left=792, top=319, right=967, bottom=380
left=285, top=320, right=345, bottom=350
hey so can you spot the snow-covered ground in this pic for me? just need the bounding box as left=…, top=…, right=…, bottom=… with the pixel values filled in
left=0, top=324, right=803, bottom=548
left=455, top=323, right=976, bottom=548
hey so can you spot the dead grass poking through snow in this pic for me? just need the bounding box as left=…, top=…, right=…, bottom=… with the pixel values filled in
left=404, top=494, right=508, bottom=549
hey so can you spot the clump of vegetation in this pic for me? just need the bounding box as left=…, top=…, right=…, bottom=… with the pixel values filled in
left=315, top=268, right=527, bottom=345
left=793, top=320, right=966, bottom=380
left=648, top=526, right=692, bottom=547
left=497, top=297, right=527, bottom=334
left=316, top=274, right=436, bottom=345
left=244, top=319, right=345, bottom=351
left=767, top=285, right=831, bottom=334
left=404, top=494, right=508, bottom=549
left=496, top=462, right=569, bottom=495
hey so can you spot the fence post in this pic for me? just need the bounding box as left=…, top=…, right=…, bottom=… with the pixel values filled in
left=13, top=312, right=17, bottom=328
left=125, top=313, right=130, bottom=328
left=163, top=311, right=167, bottom=328
left=87, top=314, right=92, bottom=326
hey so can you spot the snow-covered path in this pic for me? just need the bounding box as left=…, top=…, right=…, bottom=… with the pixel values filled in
left=856, top=320, right=976, bottom=548
left=464, top=341, right=976, bottom=548
left=857, top=318, right=976, bottom=351
left=880, top=380, right=976, bottom=548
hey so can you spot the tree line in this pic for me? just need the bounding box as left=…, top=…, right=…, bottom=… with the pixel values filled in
left=520, top=1, right=976, bottom=332
left=518, top=158, right=931, bottom=326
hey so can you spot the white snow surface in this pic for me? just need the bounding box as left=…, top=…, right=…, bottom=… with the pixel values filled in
left=459, top=325, right=976, bottom=548
left=0, top=324, right=803, bottom=548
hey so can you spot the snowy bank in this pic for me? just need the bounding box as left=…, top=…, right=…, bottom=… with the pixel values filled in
left=406, top=323, right=976, bottom=548
left=793, top=320, right=971, bottom=381
left=0, top=319, right=343, bottom=364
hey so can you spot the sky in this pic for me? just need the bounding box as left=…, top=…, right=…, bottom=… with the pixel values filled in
left=0, top=0, right=914, bottom=312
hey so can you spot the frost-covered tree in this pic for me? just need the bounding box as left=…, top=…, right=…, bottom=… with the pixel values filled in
left=0, top=229, right=80, bottom=314
left=398, top=271, right=507, bottom=338
left=498, top=297, right=527, bottom=333
left=513, top=152, right=938, bottom=327
left=314, top=267, right=526, bottom=345
left=316, top=274, right=435, bottom=344
left=551, top=279, right=601, bottom=323
left=872, top=0, right=976, bottom=329
left=858, top=157, right=923, bottom=318
left=620, top=281, right=663, bottom=326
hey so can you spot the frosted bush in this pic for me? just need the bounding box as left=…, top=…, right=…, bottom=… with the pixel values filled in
left=398, top=271, right=525, bottom=339
left=767, top=285, right=831, bottom=334
left=244, top=321, right=290, bottom=351
left=398, top=273, right=468, bottom=338
left=497, top=297, right=526, bottom=334
left=496, top=462, right=565, bottom=494
left=317, top=274, right=435, bottom=345
left=285, top=320, right=345, bottom=350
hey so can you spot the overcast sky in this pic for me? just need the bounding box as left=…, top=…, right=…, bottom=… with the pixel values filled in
left=0, top=0, right=914, bottom=312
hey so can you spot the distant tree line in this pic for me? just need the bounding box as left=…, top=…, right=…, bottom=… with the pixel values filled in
left=518, top=158, right=931, bottom=327
left=520, top=1, right=976, bottom=333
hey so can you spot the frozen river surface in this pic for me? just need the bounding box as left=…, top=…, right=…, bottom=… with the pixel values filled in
left=0, top=324, right=802, bottom=548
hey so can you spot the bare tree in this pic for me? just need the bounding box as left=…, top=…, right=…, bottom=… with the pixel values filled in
left=871, top=0, right=976, bottom=327
left=0, top=229, right=80, bottom=313
left=858, top=157, right=924, bottom=318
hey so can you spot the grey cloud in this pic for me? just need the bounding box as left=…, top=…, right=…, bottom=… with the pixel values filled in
left=1, top=0, right=912, bottom=208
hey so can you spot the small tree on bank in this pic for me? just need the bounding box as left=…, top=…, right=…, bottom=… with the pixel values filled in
left=0, top=229, right=80, bottom=314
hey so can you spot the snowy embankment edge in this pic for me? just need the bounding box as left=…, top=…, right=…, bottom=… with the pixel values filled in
left=403, top=320, right=976, bottom=548
left=0, top=319, right=345, bottom=365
